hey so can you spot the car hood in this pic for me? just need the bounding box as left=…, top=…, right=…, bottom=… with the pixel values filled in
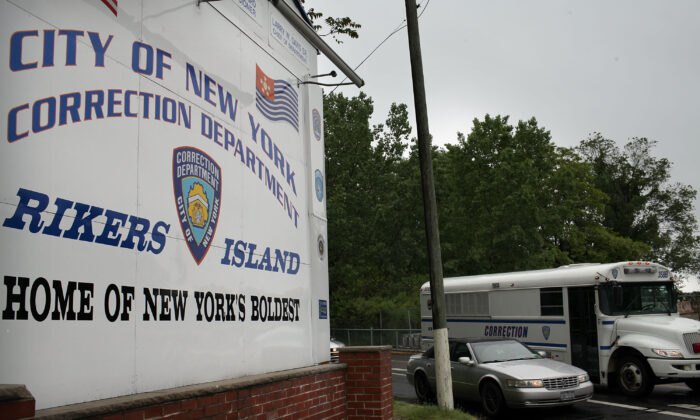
left=482, top=358, right=584, bottom=379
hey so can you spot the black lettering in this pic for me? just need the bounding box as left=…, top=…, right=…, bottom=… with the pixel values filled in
left=194, top=291, right=205, bottom=321
left=225, top=294, right=236, bottom=321
left=159, top=288, right=172, bottom=321
left=30, top=277, right=51, bottom=321
left=238, top=294, right=245, bottom=321
left=105, top=283, right=120, bottom=322
left=251, top=295, right=259, bottom=321
left=204, top=292, right=214, bottom=322
left=215, top=293, right=224, bottom=321
left=77, top=282, right=93, bottom=320
left=143, top=287, right=159, bottom=321
left=2, top=276, right=29, bottom=320
left=52, top=280, right=77, bottom=320
left=171, top=289, right=187, bottom=321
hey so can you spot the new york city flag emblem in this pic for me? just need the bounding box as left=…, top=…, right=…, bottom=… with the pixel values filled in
left=172, top=147, right=222, bottom=264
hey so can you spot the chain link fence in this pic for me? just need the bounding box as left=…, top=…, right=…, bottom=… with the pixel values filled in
left=330, top=328, right=422, bottom=350
left=331, top=307, right=423, bottom=351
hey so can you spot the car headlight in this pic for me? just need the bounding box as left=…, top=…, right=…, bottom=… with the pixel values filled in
left=578, top=373, right=589, bottom=383
left=652, top=349, right=683, bottom=358
left=505, top=379, right=544, bottom=388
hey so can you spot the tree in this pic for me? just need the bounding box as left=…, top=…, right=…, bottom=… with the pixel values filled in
left=324, top=93, right=425, bottom=327
left=577, top=135, right=700, bottom=272
left=301, top=1, right=361, bottom=44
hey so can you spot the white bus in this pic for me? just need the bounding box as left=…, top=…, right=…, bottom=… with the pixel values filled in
left=420, top=262, right=700, bottom=396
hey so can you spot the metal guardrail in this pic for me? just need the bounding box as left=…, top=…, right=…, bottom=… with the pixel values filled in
left=331, top=328, right=422, bottom=351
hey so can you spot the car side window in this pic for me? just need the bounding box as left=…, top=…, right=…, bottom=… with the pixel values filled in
left=451, top=342, right=471, bottom=361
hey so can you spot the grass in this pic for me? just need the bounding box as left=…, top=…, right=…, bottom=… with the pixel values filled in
left=393, top=400, right=478, bottom=420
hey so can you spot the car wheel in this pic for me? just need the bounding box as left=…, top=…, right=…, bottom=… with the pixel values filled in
left=414, top=372, right=434, bottom=403
left=686, top=379, right=700, bottom=393
left=480, top=380, right=505, bottom=418
left=617, top=355, right=654, bottom=396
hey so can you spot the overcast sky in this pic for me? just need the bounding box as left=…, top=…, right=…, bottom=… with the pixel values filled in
left=305, top=0, right=700, bottom=287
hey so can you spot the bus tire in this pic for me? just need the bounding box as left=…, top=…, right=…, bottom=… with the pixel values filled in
left=480, top=380, right=506, bottom=418
left=686, top=379, right=700, bottom=393
left=414, top=371, right=434, bottom=403
left=617, top=355, right=655, bottom=396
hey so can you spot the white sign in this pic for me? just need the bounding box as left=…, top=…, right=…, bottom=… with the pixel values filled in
left=0, top=0, right=328, bottom=409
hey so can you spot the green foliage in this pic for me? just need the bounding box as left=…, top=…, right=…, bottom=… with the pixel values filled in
left=577, top=134, right=700, bottom=272
left=393, top=400, right=477, bottom=420
left=323, top=93, right=700, bottom=328
left=324, top=93, right=426, bottom=327
left=302, top=2, right=361, bottom=44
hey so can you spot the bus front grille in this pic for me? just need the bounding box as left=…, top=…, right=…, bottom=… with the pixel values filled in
left=683, top=332, right=700, bottom=354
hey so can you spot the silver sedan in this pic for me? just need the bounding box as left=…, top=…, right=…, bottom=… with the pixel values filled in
left=406, top=338, right=594, bottom=417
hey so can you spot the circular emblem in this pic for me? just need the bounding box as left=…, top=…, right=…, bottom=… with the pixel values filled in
left=314, top=169, right=324, bottom=202
left=317, top=234, right=325, bottom=260
left=312, top=109, right=322, bottom=142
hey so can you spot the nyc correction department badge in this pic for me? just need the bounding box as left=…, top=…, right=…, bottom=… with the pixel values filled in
left=173, top=147, right=222, bottom=264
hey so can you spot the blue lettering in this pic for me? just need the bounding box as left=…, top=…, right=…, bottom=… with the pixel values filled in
left=2, top=188, right=48, bottom=232
left=8, top=104, right=29, bottom=142
left=186, top=63, right=202, bottom=96
left=59, top=93, right=81, bottom=125
left=10, top=31, right=39, bottom=71
left=107, top=89, right=122, bottom=117
left=32, top=97, right=56, bottom=133
left=58, top=30, right=83, bottom=66
left=245, top=243, right=259, bottom=269
left=87, top=32, right=113, bottom=67
left=43, top=30, right=55, bottom=67
left=232, top=240, right=246, bottom=267
left=132, top=41, right=153, bottom=75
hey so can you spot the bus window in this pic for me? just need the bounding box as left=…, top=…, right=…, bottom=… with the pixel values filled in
left=540, top=287, right=563, bottom=316
left=598, top=282, right=675, bottom=316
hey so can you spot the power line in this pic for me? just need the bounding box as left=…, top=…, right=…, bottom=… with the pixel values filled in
left=329, top=0, right=432, bottom=93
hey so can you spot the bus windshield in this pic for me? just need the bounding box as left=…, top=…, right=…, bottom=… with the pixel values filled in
left=598, top=282, right=675, bottom=316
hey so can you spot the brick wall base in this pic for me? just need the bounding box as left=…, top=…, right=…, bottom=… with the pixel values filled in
left=3, top=346, right=393, bottom=420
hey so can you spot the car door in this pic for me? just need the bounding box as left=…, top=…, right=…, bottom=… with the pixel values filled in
left=450, top=341, right=476, bottom=399
left=422, top=347, right=438, bottom=389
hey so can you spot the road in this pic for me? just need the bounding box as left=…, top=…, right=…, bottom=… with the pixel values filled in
left=392, top=353, right=700, bottom=419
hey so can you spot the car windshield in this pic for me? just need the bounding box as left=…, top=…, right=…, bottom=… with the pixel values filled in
left=470, top=340, right=541, bottom=363
left=598, top=281, right=675, bottom=316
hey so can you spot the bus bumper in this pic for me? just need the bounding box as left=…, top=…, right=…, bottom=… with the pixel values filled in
left=647, top=358, right=700, bottom=379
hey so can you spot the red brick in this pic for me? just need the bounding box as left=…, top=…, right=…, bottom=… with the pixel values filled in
left=0, top=399, right=35, bottom=420
left=213, top=393, right=227, bottom=404
left=124, top=410, right=145, bottom=420
left=181, top=398, right=197, bottom=411
left=196, top=396, right=214, bottom=408
left=204, top=403, right=228, bottom=417
left=100, top=414, right=123, bottom=420
left=224, top=391, right=237, bottom=403
left=187, top=408, right=204, bottom=419
left=162, top=413, right=188, bottom=420
left=163, top=402, right=181, bottom=415
left=145, top=405, right=163, bottom=418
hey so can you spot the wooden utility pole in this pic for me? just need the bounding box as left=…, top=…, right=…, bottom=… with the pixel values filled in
left=404, top=0, right=454, bottom=410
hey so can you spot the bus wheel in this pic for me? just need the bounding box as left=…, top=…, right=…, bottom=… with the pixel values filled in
left=414, top=372, right=434, bottom=403
left=617, top=356, right=654, bottom=396
left=686, top=379, right=700, bottom=393
left=481, top=380, right=506, bottom=418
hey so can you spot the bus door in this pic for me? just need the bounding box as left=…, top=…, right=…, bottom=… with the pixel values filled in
left=568, top=287, right=599, bottom=381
